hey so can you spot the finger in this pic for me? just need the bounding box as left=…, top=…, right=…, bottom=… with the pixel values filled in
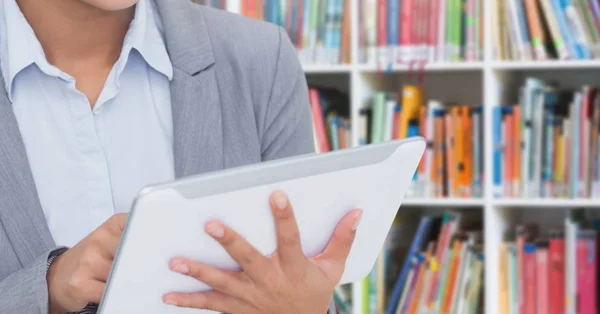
left=169, top=257, right=252, bottom=300
left=163, top=290, right=250, bottom=313
left=205, top=220, right=270, bottom=281
left=311, top=209, right=362, bottom=280
left=269, top=191, right=306, bottom=269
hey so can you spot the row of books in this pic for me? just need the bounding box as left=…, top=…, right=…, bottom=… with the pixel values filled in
left=498, top=209, right=599, bottom=314
left=360, top=88, right=484, bottom=198
left=359, top=0, right=484, bottom=65
left=492, top=0, right=600, bottom=61
left=240, top=0, right=351, bottom=65
left=354, top=211, right=484, bottom=314
left=493, top=78, right=600, bottom=198
left=191, top=0, right=227, bottom=8
left=309, top=87, right=352, bottom=152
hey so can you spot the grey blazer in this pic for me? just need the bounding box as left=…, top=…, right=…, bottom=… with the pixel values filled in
left=0, top=1, right=337, bottom=313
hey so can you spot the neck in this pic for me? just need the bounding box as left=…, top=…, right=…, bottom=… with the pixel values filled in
left=15, top=0, right=135, bottom=68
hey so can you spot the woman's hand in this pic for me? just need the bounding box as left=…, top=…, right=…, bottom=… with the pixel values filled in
left=162, top=191, right=362, bottom=314
left=47, top=214, right=127, bottom=313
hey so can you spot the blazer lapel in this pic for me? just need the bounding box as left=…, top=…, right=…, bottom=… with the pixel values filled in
left=156, top=0, right=224, bottom=178
left=0, top=76, right=54, bottom=264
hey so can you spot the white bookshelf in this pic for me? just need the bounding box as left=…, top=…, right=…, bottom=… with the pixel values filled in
left=223, top=1, right=600, bottom=313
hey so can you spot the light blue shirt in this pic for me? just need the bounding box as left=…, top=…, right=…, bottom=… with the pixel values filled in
left=0, top=0, right=176, bottom=248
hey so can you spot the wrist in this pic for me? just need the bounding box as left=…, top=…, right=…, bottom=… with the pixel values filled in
left=47, top=252, right=68, bottom=314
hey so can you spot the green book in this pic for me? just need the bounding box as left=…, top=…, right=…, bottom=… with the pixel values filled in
left=370, top=92, right=387, bottom=144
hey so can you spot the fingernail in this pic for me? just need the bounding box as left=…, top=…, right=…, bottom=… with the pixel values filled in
left=274, top=192, right=288, bottom=210
left=163, top=297, right=178, bottom=306
left=206, top=222, right=225, bottom=238
left=352, top=211, right=362, bottom=231
left=173, top=263, right=189, bottom=274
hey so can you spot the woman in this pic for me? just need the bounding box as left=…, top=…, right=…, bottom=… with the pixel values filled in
left=0, top=0, right=362, bottom=313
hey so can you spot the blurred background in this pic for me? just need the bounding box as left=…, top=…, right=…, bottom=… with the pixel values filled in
left=196, top=1, right=600, bottom=313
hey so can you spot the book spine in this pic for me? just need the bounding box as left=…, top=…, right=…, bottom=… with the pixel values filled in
left=524, top=244, right=537, bottom=314
left=493, top=106, right=503, bottom=197
left=536, top=248, right=549, bottom=314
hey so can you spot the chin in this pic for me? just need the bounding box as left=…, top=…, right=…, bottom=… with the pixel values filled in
left=82, top=0, right=139, bottom=11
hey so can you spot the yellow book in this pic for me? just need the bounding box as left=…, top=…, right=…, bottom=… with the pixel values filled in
left=499, top=243, right=509, bottom=314
left=398, top=85, right=424, bottom=139
left=376, top=252, right=385, bottom=314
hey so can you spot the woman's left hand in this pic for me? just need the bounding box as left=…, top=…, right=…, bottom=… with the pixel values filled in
left=162, top=190, right=362, bottom=314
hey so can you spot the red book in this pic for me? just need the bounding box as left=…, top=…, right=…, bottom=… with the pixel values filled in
left=536, top=243, right=549, bottom=314
left=428, top=0, right=438, bottom=59
left=549, top=231, right=565, bottom=314
left=524, top=243, right=537, bottom=314
left=400, top=0, right=413, bottom=60
left=296, top=0, right=304, bottom=49
left=577, top=230, right=597, bottom=314
left=308, top=89, right=330, bottom=153
left=377, top=0, right=387, bottom=51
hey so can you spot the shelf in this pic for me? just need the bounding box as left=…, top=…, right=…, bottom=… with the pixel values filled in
left=493, top=198, right=600, bottom=207
left=402, top=198, right=485, bottom=207
left=301, top=64, right=353, bottom=74
left=491, top=60, right=600, bottom=70
left=356, top=62, right=484, bottom=73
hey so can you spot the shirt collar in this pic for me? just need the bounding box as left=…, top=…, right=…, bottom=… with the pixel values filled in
left=0, top=0, right=173, bottom=102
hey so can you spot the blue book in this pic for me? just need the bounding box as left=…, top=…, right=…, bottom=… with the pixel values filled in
left=542, top=91, right=558, bottom=197
left=388, top=0, right=399, bottom=48
left=551, top=0, right=583, bottom=58
left=493, top=106, right=504, bottom=198
left=384, top=216, right=434, bottom=314
left=471, top=106, right=483, bottom=197
left=515, top=0, right=532, bottom=56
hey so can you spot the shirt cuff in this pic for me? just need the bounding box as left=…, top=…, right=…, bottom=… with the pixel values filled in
left=46, top=248, right=68, bottom=271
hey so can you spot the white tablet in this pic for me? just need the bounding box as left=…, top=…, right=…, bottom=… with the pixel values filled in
left=98, top=137, right=425, bottom=314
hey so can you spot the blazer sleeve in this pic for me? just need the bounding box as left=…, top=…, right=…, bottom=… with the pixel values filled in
left=259, top=27, right=315, bottom=161
left=0, top=248, right=60, bottom=314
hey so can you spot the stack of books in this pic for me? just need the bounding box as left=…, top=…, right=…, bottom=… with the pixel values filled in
left=492, top=0, right=600, bottom=60
left=498, top=209, right=599, bottom=314
left=359, top=0, right=484, bottom=65
left=358, top=211, right=484, bottom=314
left=240, top=0, right=351, bottom=65
left=309, top=87, right=351, bottom=153
left=361, top=88, right=484, bottom=198
left=191, top=0, right=227, bottom=9
left=493, top=78, right=600, bottom=199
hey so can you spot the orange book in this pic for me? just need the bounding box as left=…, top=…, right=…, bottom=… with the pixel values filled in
left=256, top=0, right=264, bottom=20
left=445, top=110, right=456, bottom=197
left=451, top=107, right=462, bottom=196
left=513, top=106, right=521, bottom=197
left=441, top=239, right=463, bottom=314
left=338, top=124, right=346, bottom=150
left=504, top=112, right=513, bottom=197
left=398, top=85, right=424, bottom=139
left=523, top=0, right=546, bottom=59
left=408, top=245, right=434, bottom=314
left=434, top=114, right=445, bottom=197
left=417, top=106, right=428, bottom=177
left=462, top=106, right=473, bottom=197
left=340, top=0, right=351, bottom=63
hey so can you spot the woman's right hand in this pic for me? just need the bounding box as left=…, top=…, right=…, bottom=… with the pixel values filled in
left=47, top=213, right=127, bottom=314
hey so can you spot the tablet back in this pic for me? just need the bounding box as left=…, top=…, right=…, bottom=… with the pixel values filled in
left=99, top=138, right=425, bottom=314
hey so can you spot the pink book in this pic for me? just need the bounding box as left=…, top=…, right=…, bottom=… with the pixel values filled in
left=536, top=243, right=549, bottom=314
left=524, top=243, right=537, bottom=314
left=308, top=89, right=330, bottom=153
left=577, top=230, right=597, bottom=314
left=428, top=0, right=439, bottom=60
left=400, top=0, right=413, bottom=61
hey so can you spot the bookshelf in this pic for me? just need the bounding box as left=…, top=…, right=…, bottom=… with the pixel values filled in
left=218, top=1, right=600, bottom=314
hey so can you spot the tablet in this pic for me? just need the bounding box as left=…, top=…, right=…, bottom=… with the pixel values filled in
left=98, top=137, right=426, bottom=314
